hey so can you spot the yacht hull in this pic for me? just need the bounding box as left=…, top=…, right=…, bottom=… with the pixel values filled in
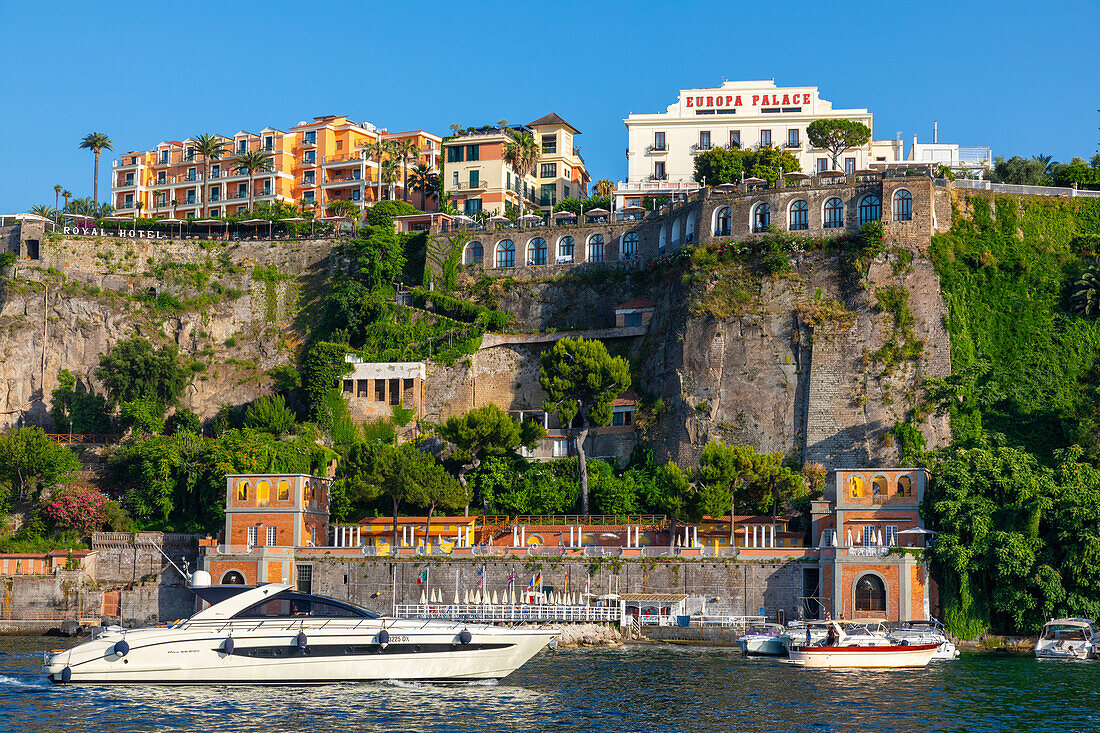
left=46, top=621, right=555, bottom=684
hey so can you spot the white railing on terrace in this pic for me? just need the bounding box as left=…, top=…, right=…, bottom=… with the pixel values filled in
left=953, top=178, right=1100, bottom=197
left=690, top=615, right=766, bottom=629
left=394, top=604, right=622, bottom=624
left=616, top=179, right=701, bottom=194
left=848, top=546, right=891, bottom=557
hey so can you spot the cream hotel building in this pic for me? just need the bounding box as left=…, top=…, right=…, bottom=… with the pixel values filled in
left=110, top=115, right=441, bottom=218
left=617, top=80, right=913, bottom=208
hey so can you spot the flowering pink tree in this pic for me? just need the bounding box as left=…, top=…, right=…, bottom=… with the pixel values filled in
left=42, top=487, right=109, bottom=537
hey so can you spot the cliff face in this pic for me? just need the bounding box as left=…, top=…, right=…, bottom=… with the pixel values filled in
left=0, top=235, right=335, bottom=430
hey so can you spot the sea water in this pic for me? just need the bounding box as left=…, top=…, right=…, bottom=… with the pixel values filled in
left=1, top=636, right=1098, bottom=732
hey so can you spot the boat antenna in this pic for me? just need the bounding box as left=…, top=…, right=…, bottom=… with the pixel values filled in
left=146, top=538, right=191, bottom=583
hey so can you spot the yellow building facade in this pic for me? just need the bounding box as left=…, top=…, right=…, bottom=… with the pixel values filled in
left=111, top=115, right=441, bottom=218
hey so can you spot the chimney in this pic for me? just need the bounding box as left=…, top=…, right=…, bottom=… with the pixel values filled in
left=933, top=121, right=939, bottom=144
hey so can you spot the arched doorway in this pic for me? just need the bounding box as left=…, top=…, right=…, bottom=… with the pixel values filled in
left=855, top=573, right=886, bottom=613
left=221, top=570, right=246, bottom=585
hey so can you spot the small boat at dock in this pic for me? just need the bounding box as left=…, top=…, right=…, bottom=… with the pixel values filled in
left=787, top=620, right=939, bottom=669
left=1034, top=618, right=1100, bottom=660
left=888, top=619, right=959, bottom=660
left=735, top=623, right=786, bottom=657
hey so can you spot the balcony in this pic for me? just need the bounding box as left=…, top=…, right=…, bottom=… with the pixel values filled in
left=452, top=180, right=489, bottom=191
left=648, top=144, right=668, bottom=154
left=322, top=154, right=364, bottom=166
left=323, top=176, right=363, bottom=187
left=301, top=157, right=317, bottom=166
left=300, top=137, right=318, bottom=147
left=300, top=178, right=317, bottom=187
left=785, top=141, right=801, bottom=149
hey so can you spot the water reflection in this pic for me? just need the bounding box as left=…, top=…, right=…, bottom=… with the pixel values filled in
left=3, top=638, right=1100, bottom=732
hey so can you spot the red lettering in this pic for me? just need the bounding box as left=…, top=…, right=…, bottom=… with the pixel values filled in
left=773, top=94, right=780, bottom=105
left=803, top=93, right=810, bottom=104
left=686, top=96, right=693, bottom=108
left=726, top=95, right=733, bottom=106
left=695, top=96, right=704, bottom=107
left=782, top=94, right=790, bottom=105
left=706, top=96, right=713, bottom=107
left=752, top=95, right=759, bottom=106
left=735, top=95, right=742, bottom=106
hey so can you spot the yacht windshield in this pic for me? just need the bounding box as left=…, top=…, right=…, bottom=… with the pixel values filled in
left=234, top=592, right=378, bottom=619
left=1042, top=625, right=1089, bottom=641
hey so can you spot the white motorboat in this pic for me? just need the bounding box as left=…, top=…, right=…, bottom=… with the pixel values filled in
left=781, top=619, right=889, bottom=651
left=787, top=620, right=939, bottom=669
left=735, top=623, right=786, bottom=657
left=1034, top=618, right=1100, bottom=660
left=44, top=582, right=557, bottom=684
left=888, top=619, right=959, bottom=660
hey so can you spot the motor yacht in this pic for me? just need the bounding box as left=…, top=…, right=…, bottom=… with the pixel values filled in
left=735, top=623, right=786, bottom=657
left=787, top=620, right=939, bottom=669
left=781, top=619, right=888, bottom=651
left=44, top=581, right=558, bottom=684
left=1034, top=618, right=1100, bottom=660
left=888, top=619, right=959, bottom=660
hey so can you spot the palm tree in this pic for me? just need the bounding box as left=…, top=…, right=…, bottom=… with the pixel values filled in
left=1073, top=259, right=1100, bottom=317
left=594, top=179, right=614, bottom=198
left=170, top=199, right=179, bottom=218
left=53, top=185, right=62, bottom=224
left=502, top=130, right=540, bottom=210
left=61, top=190, right=72, bottom=213
left=79, top=132, right=114, bottom=207
left=380, top=157, right=400, bottom=200
left=233, top=150, right=275, bottom=213
left=30, top=204, right=57, bottom=220
left=134, top=200, right=144, bottom=222
left=363, top=138, right=391, bottom=205
left=396, top=138, right=421, bottom=202
left=409, top=164, right=440, bottom=210
left=193, top=134, right=228, bottom=218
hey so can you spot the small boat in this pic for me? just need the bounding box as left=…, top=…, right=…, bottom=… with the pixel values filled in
left=1034, top=618, right=1100, bottom=660
left=735, top=623, right=786, bottom=657
left=787, top=620, right=939, bottom=669
left=889, top=619, right=959, bottom=660
left=781, top=619, right=889, bottom=651
left=44, top=581, right=558, bottom=684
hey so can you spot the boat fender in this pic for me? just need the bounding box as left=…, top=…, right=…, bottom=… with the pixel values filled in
left=459, top=629, right=472, bottom=645
left=377, top=629, right=390, bottom=646
left=60, top=666, right=71, bottom=684
left=223, top=636, right=235, bottom=656
left=296, top=632, right=308, bottom=651
left=899, top=639, right=910, bottom=646
left=113, top=639, right=129, bottom=657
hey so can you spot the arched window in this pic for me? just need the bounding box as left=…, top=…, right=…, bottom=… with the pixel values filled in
left=897, top=474, right=913, bottom=497
left=671, top=219, right=681, bottom=246
left=277, top=479, right=290, bottom=501
left=872, top=476, right=888, bottom=502
left=752, top=202, right=770, bottom=232
left=659, top=226, right=667, bottom=254
left=714, top=207, right=731, bottom=236
left=893, top=189, right=912, bottom=221
left=526, top=534, right=544, bottom=547
left=580, top=533, right=597, bottom=546
left=236, top=480, right=249, bottom=501
left=789, top=200, right=809, bottom=231
left=685, top=211, right=696, bottom=243
left=622, top=232, right=639, bottom=259
left=855, top=574, right=886, bottom=612
left=528, top=237, right=547, bottom=265
left=464, top=241, right=483, bottom=265
left=588, top=234, right=604, bottom=263
left=824, top=198, right=844, bottom=229
left=859, top=195, right=881, bottom=224
left=558, top=236, right=575, bottom=262
left=848, top=475, right=864, bottom=498
left=221, top=570, right=246, bottom=585
left=256, top=480, right=271, bottom=507
left=495, top=239, right=515, bottom=268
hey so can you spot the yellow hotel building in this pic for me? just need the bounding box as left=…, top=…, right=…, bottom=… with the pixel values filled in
left=110, top=115, right=441, bottom=218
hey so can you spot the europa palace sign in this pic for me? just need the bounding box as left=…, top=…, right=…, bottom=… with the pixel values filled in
left=677, top=87, right=818, bottom=113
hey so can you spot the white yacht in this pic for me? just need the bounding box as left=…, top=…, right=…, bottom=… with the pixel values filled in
left=781, top=619, right=888, bottom=651
left=736, top=623, right=787, bottom=657
left=888, top=619, right=959, bottom=660
left=787, top=620, right=939, bottom=669
left=1034, top=618, right=1100, bottom=660
left=44, top=582, right=558, bottom=684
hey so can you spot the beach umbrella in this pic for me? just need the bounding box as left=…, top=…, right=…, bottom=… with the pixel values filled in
left=510, top=588, right=516, bottom=605
left=877, top=529, right=884, bottom=547
left=491, top=590, right=498, bottom=605
left=464, top=589, right=470, bottom=604
left=453, top=589, right=460, bottom=605
left=419, top=589, right=427, bottom=605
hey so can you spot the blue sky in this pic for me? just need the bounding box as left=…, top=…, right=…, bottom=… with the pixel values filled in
left=1, top=0, right=1097, bottom=212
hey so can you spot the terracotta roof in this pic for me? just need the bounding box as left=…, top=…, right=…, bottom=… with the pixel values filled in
left=613, top=388, right=642, bottom=406
left=614, top=296, right=656, bottom=310
left=527, top=113, right=580, bottom=133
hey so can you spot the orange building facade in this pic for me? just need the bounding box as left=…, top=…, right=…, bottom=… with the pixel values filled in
left=110, top=115, right=441, bottom=219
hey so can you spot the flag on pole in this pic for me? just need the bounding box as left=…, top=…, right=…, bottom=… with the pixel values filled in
left=534, top=571, right=542, bottom=589
left=584, top=574, right=590, bottom=594
left=477, top=566, right=485, bottom=589
left=563, top=574, right=569, bottom=594
left=507, top=570, right=516, bottom=593
left=415, top=569, right=428, bottom=585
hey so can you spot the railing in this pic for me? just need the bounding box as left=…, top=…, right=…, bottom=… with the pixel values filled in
left=648, top=144, right=667, bottom=153
left=451, top=180, right=488, bottom=191
left=953, top=178, right=1100, bottom=198
left=513, top=515, right=666, bottom=526
left=393, top=603, right=622, bottom=624
left=323, top=154, right=363, bottom=164
left=301, top=137, right=317, bottom=146
left=848, top=546, right=891, bottom=556
left=44, top=433, right=120, bottom=445
left=691, top=615, right=765, bottom=629
left=1, top=611, right=101, bottom=623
